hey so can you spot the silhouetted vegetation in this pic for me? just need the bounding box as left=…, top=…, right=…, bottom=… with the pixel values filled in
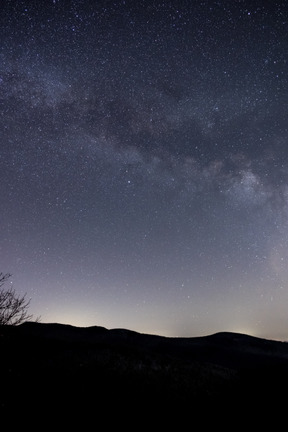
left=0, top=273, right=33, bottom=325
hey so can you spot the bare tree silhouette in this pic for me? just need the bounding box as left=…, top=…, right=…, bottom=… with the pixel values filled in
left=0, top=273, right=34, bottom=325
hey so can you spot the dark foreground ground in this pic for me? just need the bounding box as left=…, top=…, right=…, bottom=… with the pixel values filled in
left=1, top=322, right=288, bottom=425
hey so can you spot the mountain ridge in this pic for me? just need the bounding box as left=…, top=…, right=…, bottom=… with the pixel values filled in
left=1, top=321, right=288, bottom=420
left=15, top=319, right=284, bottom=342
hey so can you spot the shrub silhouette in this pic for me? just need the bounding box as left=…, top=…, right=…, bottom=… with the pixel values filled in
left=0, top=273, right=33, bottom=325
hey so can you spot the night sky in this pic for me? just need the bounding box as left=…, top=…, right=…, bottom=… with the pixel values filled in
left=1, top=1, right=288, bottom=339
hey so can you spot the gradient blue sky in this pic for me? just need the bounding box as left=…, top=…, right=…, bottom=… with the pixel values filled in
left=1, top=0, right=288, bottom=339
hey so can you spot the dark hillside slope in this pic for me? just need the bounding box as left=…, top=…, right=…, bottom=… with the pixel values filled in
left=1, top=322, right=288, bottom=420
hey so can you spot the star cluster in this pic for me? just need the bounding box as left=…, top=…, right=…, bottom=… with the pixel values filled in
left=1, top=1, right=288, bottom=338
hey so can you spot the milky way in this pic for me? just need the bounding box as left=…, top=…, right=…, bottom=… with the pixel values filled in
left=1, top=1, right=288, bottom=338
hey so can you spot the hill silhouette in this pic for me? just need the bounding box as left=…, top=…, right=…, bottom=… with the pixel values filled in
left=1, top=322, right=288, bottom=425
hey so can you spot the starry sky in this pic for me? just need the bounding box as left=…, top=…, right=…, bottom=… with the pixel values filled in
left=1, top=0, right=288, bottom=339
